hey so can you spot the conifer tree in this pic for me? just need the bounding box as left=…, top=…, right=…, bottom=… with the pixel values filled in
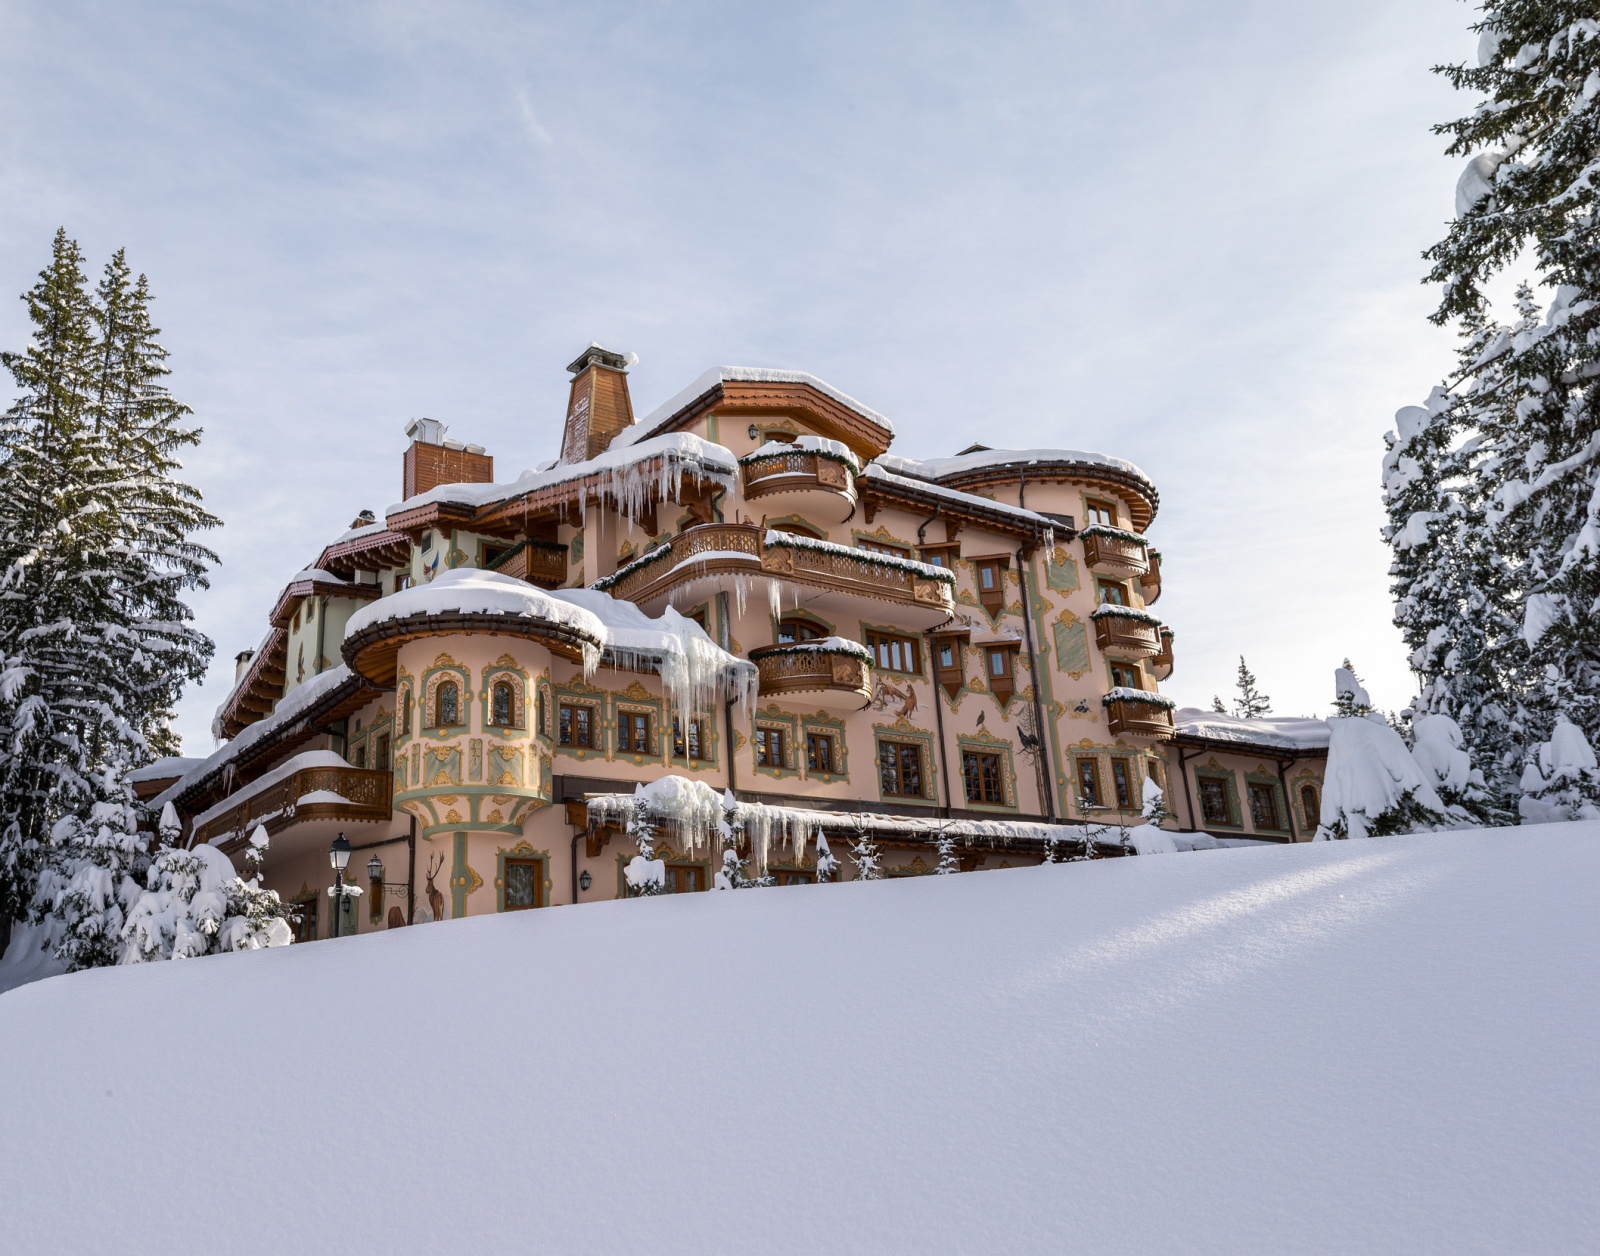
left=1210, top=695, right=1227, bottom=715
left=933, top=824, right=959, bottom=875
left=1396, top=4, right=1600, bottom=818
left=814, top=833, right=838, bottom=883
left=848, top=819, right=882, bottom=881
left=1230, top=657, right=1271, bottom=718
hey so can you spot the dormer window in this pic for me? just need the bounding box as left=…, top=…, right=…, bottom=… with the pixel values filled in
left=973, top=556, right=1010, bottom=617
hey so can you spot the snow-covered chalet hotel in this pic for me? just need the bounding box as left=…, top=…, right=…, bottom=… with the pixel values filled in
left=144, top=346, right=1328, bottom=934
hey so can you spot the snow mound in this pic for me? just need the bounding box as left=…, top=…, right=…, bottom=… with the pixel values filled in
left=2, top=828, right=1597, bottom=1251
left=1173, top=707, right=1330, bottom=751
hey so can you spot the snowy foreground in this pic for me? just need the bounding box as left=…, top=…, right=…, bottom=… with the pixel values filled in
left=2, top=829, right=1597, bottom=1254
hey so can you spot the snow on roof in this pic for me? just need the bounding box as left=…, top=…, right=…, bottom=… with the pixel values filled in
left=1172, top=707, right=1330, bottom=752
left=190, top=750, right=354, bottom=837
left=877, top=446, right=1153, bottom=489
left=325, top=520, right=389, bottom=546
left=615, top=366, right=896, bottom=450
left=857, top=463, right=1060, bottom=530
left=388, top=432, right=736, bottom=515
left=287, top=568, right=353, bottom=587
left=126, top=756, right=206, bottom=784
left=345, top=568, right=607, bottom=646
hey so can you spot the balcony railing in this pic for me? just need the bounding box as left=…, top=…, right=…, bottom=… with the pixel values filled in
left=191, top=766, right=393, bottom=848
left=1104, top=696, right=1176, bottom=739
left=1082, top=526, right=1150, bottom=576
left=1152, top=627, right=1175, bottom=680
left=489, top=539, right=567, bottom=588
left=596, top=524, right=955, bottom=617
left=1091, top=610, right=1162, bottom=657
left=748, top=643, right=872, bottom=705
left=742, top=449, right=855, bottom=499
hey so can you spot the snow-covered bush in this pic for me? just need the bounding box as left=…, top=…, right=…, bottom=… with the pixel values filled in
left=121, top=826, right=292, bottom=962
left=1518, top=717, right=1600, bottom=824
left=1316, top=717, right=1448, bottom=839
left=31, top=795, right=148, bottom=972
left=1411, top=713, right=1497, bottom=825
left=934, top=825, right=960, bottom=875
left=1141, top=778, right=1171, bottom=828
left=815, top=833, right=838, bottom=883
left=848, top=820, right=882, bottom=881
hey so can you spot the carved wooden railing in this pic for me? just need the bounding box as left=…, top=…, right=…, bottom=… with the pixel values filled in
left=192, top=766, right=393, bottom=847
left=490, top=540, right=567, bottom=588
left=742, top=450, right=854, bottom=500
left=1104, top=698, right=1176, bottom=739
left=1092, top=613, right=1162, bottom=657
left=1082, top=529, right=1150, bottom=576
left=1138, top=550, right=1163, bottom=603
left=1152, top=627, right=1175, bottom=680
left=597, top=524, right=955, bottom=616
left=748, top=645, right=872, bottom=703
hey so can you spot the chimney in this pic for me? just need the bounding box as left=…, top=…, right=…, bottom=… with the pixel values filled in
left=402, top=417, right=493, bottom=500
left=559, top=344, right=635, bottom=464
left=234, top=649, right=255, bottom=682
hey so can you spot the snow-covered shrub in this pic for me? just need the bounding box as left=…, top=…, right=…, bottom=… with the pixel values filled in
left=712, top=834, right=752, bottom=890
left=815, top=833, right=838, bottom=883
left=121, top=826, right=292, bottom=962
left=31, top=796, right=148, bottom=972
left=1518, top=717, right=1600, bottom=824
left=848, top=821, right=882, bottom=881
left=1141, top=778, right=1171, bottom=828
left=1316, top=717, right=1448, bottom=839
left=934, top=825, right=959, bottom=875
left=1411, top=713, right=1496, bottom=825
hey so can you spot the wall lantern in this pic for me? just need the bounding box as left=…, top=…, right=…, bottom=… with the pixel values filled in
left=747, top=425, right=759, bottom=441
left=367, top=854, right=384, bottom=883
left=579, top=870, right=593, bottom=892
left=367, top=854, right=385, bottom=924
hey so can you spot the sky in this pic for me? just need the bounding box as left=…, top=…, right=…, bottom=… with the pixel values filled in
left=0, top=0, right=1486, bottom=754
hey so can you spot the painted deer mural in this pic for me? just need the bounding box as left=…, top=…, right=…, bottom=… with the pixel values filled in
left=424, top=852, right=446, bottom=922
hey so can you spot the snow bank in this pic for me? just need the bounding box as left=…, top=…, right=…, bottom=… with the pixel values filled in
left=3, top=828, right=1597, bottom=1252
left=1173, top=707, right=1331, bottom=751
left=1319, top=717, right=1445, bottom=838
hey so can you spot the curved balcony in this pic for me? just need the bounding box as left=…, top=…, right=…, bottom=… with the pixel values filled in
left=191, top=764, right=393, bottom=849
left=748, top=643, right=872, bottom=708
left=740, top=449, right=857, bottom=525
left=596, top=524, right=956, bottom=627
left=488, top=539, right=567, bottom=588
left=1081, top=526, right=1150, bottom=577
left=1091, top=607, right=1162, bottom=657
left=1152, top=627, right=1175, bottom=681
left=1138, top=550, right=1163, bottom=603
left=1103, top=694, right=1176, bottom=739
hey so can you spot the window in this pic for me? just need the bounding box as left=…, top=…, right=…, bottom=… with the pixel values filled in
left=938, top=641, right=957, bottom=668
left=1086, top=499, right=1118, bottom=527
left=919, top=545, right=959, bottom=569
left=434, top=680, right=461, bottom=728
left=1249, top=782, right=1282, bottom=830
left=867, top=631, right=920, bottom=673
left=559, top=703, right=595, bottom=748
left=1300, top=783, right=1320, bottom=830
left=1198, top=777, right=1233, bottom=826
left=375, top=733, right=391, bottom=772
left=1110, top=662, right=1142, bottom=690
left=618, top=712, right=652, bottom=755
left=482, top=544, right=509, bottom=570
left=1076, top=758, right=1102, bottom=808
left=503, top=858, right=543, bottom=910
left=755, top=726, right=787, bottom=768
left=491, top=680, right=515, bottom=728
left=350, top=741, right=367, bottom=769
left=292, top=899, right=317, bottom=944
left=857, top=538, right=911, bottom=558
left=535, top=690, right=547, bottom=737
left=1110, top=759, right=1134, bottom=810
left=987, top=648, right=1012, bottom=680
left=1098, top=581, right=1129, bottom=606
left=962, top=751, right=1004, bottom=804
left=878, top=740, right=925, bottom=797
left=806, top=731, right=837, bottom=775
left=685, top=605, right=709, bottom=631
left=673, top=717, right=708, bottom=762
left=401, top=692, right=412, bottom=736
left=777, top=617, right=827, bottom=644
left=663, top=864, right=704, bottom=894
left=395, top=572, right=413, bottom=591
left=774, top=870, right=814, bottom=886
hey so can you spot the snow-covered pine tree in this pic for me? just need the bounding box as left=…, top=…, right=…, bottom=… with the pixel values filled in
left=1231, top=657, right=1272, bottom=718
left=1408, top=5, right=1600, bottom=816
left=814, top=832, right=838, bottom=883
left=712, top=832, right=752, bottom=890
left=848, top=819, right=882, bottom=881
left=121, top=825, right=292, bottom=962
left=1210, top=695, right=1227, bottom=714
left=622, top=805, right=665, bottom=896
left=1518, top=715, right=1600, bottom=821
left=1140, top=777, right=1172, bottom=828
left=1319, top=671, right=1450, bottom=838
left=933, top=824, right=959, bottom=875
left=1411, top=712, right=1504, bottom=825
left=31, top=771, right=147, bottom=970
left=1333, top=661, right=1374, bottom=718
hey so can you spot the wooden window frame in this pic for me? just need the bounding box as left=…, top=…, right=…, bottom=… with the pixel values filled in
left=985, top=642, right=1020, bottom=704
left=672, top=716, right=712, bottom=764
left=1085, top=498, right=1119, bottom=527
left=805, top=730, right=838, bottom=776
left=292, top=897, right=318, bottom=944
left=973, top=555, right=1010, bottom=618
left=755, top=725, right=788, bottom=769
left=917, top=544, right=960, bottom=570
left=866, top=630, right=922, bottom=675
left=375, top=732, right=391, bottom=772
left=878, top=739, right=927, bottom=799
left=663, top=862, right=707, bottom=894
left=1110, top=758, right=1135, bottom=810
left=1300, top=783, right=1320, bottom=831
left=1248, top=781, right=1285, bottom=832
left=932, top=633, right=966, bottom=699
left=776, top=615, right=831, bottom=645
left=1097, top=579, right=1131, bottom=606
left=1109, top=661, right=1143, bottom=690
left=1076, top=757, right=1103, bottom=810
left=502, top=857, right=545, bottom=911
left=1197, top=776, right=1234, bottom=827
left=856, top=538, right=913, bottom=559
left=961, top=750, right=1005, bottom=805
left=617, top=710, right=654, bottom=757
left=433, top=680, right=462, bottom=730
left=558, top=701, right=597, bottom=749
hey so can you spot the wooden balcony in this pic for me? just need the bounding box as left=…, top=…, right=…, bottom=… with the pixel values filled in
left=597, top=524, right=955, bottom=622
left=1082, top=527, right=1150, bottom=577
left=741, top=449, right=857, bottom=525
left=748, top=644, right=872, bottom=707
left=1104, top=697, right=1176, bottom=739
left=1092, top=611, right=1162, bottom=657
left=1152, top=627, right=1175, bottom=681
left=489, top=539, right=567, bottom=588
left=1138, top=550, right=1163, bottom=603
left=191, top=766, right=393, bottom=848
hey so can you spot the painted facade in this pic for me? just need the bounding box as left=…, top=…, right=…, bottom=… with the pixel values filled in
left=153, top=347, right=1325, bottom=935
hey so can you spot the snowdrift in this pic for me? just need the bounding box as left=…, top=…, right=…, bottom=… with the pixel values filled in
left=1, top=827, right=1596, bottom=1253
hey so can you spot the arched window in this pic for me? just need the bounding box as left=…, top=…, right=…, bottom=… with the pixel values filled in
left=1300, top=783, right=1319, bottom=830
left=492, top=681, right=514, bottom=727
left=401, top=691, right=412, bottom=735
left=777, top=616, right=829, bottom=645
left=437, top=680, right=460, bottom=728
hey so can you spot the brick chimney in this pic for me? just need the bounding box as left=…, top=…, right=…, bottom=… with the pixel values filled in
left=402, top=417, right=493, bottom=500
left=560, top=344, right=635, bottom=464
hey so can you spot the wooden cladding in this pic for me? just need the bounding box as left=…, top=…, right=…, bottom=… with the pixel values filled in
left=1139, top=550, right=1163, bottom=603
left=403, top=441, right=493, bottom=501
left=1082, top=530, right=1150, bottom=577
left=192, top=766, right=393, bottom=848
left=749, top=645, right=872, bottom=706
left=488, top=540, right=567, bottom=588
left=1103, top=698, right=1176, bottom=739
left=1152, top=627, right=1175, bottom=680
left=561, top=354, right=635, bottom=464
left=1093, top=615, right=1162, bottom=657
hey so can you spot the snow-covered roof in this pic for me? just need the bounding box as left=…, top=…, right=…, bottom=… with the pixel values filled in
left=1172, top=708, right=1330, bottom=752
left=345, top=568, right=608, bottom=646
left=287, top=567, right=355, bottom=588
left=615, top=366, right=896, bottom=450
left=387, top=432, right=736, bottom=516
left=877, top=446, right=1151, bottom=486
left=126, top=756, right=206, bottom=784
left=190, top=750, right=354, bottom=837
left=857, top=463, right=1061, bottom=532
left=325, top=520, right=389, bottom=547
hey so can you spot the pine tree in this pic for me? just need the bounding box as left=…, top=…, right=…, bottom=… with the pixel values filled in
left=933, top=824, right=959, bottom=875
left=121, top=825, right=292, bottom=961
left=1231, top=656, right=1271, bottom=718
left=848, top=819, right=882, bottom=881
left=814, top=832, right=838, bottom=883
left=712, top=833, right=752, bottom=889
left=1401, top=4, right=1600, bottom=817
left=1333, top=660, right=1373, bottom=718
left=1210, top=695, right=1227, bottom=714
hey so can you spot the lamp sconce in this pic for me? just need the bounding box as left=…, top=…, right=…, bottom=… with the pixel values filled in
left=578, top=870, right=593, bottom=893
left=367, top=854, right=384, bottom=924
left=747, top=425, right=760, bottom=441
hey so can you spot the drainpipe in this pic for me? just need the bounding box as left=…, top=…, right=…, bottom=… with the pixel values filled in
left=1176, top=746, right=1199, bottom=832
left=571, top=828, right=583, bottom=905
left=1275, top=756, right=1297, bottom=842
left=1015, top=545, right=1056, bottom=821
left=924, top=616, right=956, bottom=816
left=406, top=814, right=416, bottom=923
left=916, top=505, right=941, bottom=549
left=314, top=594, right=327, bottom=676
left=718, top=591, right=739, bottom=798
